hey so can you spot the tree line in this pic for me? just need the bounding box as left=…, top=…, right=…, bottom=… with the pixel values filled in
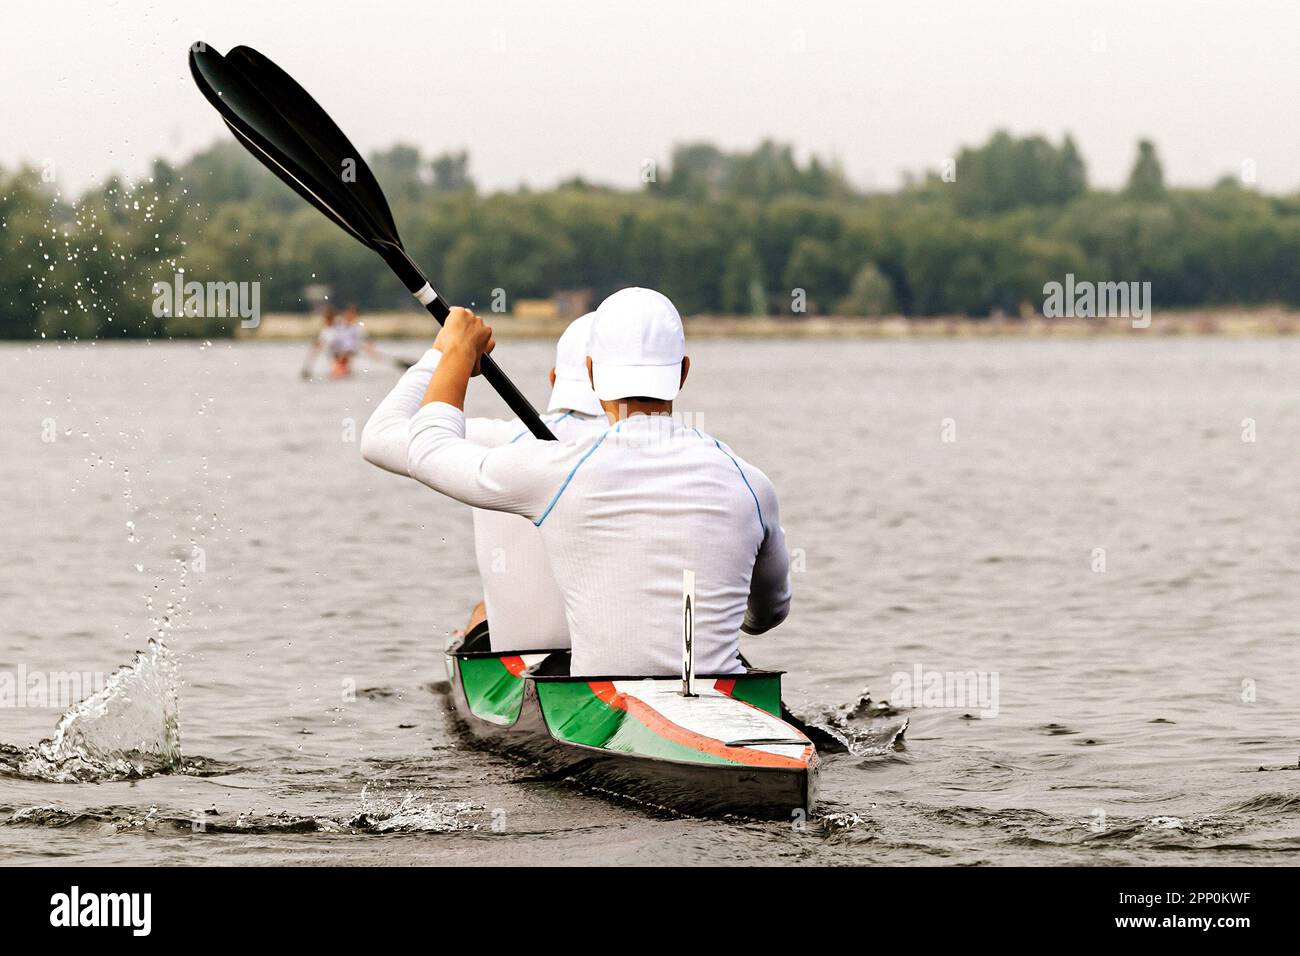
left=2, top=132, right=1298, bottom=339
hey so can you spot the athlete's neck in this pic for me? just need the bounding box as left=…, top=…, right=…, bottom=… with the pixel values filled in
left=601, top=399, right=673, bottom=425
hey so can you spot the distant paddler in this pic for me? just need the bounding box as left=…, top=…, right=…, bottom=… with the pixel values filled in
left=304, top=303, right=416, bottom=380
left=331, top=304, right=385, bottom=377
left=361, top=314, right=607, bottom=650
left=301, top=304, right=341, bottom=379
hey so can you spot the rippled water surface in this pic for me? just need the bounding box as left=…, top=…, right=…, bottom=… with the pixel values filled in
left=1, top=336, right=1297, bottom=865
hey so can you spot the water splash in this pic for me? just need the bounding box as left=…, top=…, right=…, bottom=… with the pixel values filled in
left=342, top=785, right=483, bottom=833
left=3, top=640, right=181, bottom=782
left=3, top=789, right=485, bottom=835
left=819, top=810, right=871, bottom=830
left=792, top=688, right=909, bottom=756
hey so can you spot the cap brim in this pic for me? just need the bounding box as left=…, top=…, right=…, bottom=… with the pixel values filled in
left=547, top=378, right=605, bottom=416
left=591, top=362, right=681, bottom=402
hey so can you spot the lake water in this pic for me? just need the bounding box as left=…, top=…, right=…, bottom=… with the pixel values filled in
left=1, top=335, right=1296, bottom=865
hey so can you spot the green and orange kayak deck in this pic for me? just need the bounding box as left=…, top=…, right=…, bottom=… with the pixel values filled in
left=445, top=628, right=817, bottom=818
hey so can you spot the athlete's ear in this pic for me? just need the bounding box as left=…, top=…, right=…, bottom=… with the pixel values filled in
left=586, top=356, right=594, bottom=388
left=680, top=355, right=690, bottom=389
left=549, top=367, right=557, bottom=388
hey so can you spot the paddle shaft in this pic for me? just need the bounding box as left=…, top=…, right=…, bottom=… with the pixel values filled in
left=421, top=297, right=555, bottom=440
left=382, top=245, right=556, bottom=441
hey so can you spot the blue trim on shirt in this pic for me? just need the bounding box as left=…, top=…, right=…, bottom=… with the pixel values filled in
left=688, top=427, right=765, bottom=532
left=510, top=411, right=574, bottom=444
left=533, top=426, right=613, bottom=526
left=712, top=438, right=764, bottom=531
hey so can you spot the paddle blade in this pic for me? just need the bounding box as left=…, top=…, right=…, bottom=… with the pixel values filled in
left=226, top=45, right=403, bottom=249
left=187, top=42, right=553, bottom=439
left=188, top=44, right=376, bottom=248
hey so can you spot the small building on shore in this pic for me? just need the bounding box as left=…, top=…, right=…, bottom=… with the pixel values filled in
left=512, top=289, right=594, bottom=320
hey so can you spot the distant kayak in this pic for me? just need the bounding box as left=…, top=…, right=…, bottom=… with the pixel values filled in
left=445, top=626, right=817, bottom=818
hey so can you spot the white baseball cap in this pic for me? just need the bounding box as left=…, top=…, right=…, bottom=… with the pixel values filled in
left=547, top=313, right=604, bottom=416
left=587, top=288, right=685, bottom=402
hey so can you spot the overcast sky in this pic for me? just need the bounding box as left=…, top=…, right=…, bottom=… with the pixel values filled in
left=5, top=0, right=1297, bottom=196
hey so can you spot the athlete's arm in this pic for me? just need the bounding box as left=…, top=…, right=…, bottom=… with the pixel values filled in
left=407, top=403, right=569, bottom=521
left=359, top=347, right=442, bottom=475
left=741, top=470, right=792, bottom=635
left=407, top=307, right=567, bottom=519
left=361, top=341, right=523, bottom=475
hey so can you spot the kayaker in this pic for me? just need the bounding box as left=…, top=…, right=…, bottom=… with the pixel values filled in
left=301, top=305, right=340, bottom=379
left=328, top=304, right=383, bottom=376
left=360, top=314, right=608, bottom=650
left=400, top=287, right=791, bottom=677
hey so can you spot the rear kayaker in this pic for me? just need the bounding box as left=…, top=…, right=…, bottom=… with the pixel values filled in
left=445, top=624, right=817, bottom=818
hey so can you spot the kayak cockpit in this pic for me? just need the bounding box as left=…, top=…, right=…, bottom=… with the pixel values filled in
left=448, top=625, right=789, bottom=721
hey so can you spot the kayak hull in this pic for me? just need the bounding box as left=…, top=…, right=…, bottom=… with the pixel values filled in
left=445, top=631, right=817, bottom=819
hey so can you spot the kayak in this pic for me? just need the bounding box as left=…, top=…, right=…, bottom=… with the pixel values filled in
left=445, top=625, right=817, bottom=818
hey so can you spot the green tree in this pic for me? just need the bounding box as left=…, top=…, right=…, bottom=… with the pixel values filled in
left=0, top=168, right=51, bottom=337
left=953, top=131, right=1088, bottom=214
left=653, top=140, right=852, bottom=201
left=432, top=150, right=474, bottom=193
left=653, top=143, right=731, bottom=200
left=782, top=237, right=841, bottom=314
left=369, top=144, right=426, bottom=205
left=1060, top=135, right=1087, bottom=199
left=1125, top=139, right=1166, bottom=200
left=837, top=262, right=896, bottom=316
left=720, top=240, right=767, bottom=315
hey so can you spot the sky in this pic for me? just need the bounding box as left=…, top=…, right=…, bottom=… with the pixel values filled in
left=4, top=0, right=1297, bottom=196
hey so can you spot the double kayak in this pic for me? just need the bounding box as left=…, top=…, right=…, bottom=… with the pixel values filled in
left=445, top=625, right=817, bottom=818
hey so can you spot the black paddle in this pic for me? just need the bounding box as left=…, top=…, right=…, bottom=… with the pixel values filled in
left=188, top=42, right=555, bottom=441
left=373, top=350, right=418, bottom=370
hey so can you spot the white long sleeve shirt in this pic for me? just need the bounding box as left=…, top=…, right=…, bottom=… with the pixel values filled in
left=359, top=348, right=604, bottom=650
left=467, top=412, right=606, bottom=650
left=405, top=398, right=792, bottom=677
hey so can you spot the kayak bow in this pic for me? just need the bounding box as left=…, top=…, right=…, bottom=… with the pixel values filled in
left=445, top=627, right=817, bottom=818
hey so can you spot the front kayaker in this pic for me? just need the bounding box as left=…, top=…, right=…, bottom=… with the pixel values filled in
left=401, top=287, right=791, bottom=677
left=360, top=314, right=607, bottom=650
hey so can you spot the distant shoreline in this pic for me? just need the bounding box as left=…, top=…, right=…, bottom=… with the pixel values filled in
left=241, top=309, right=1297, bottom=341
